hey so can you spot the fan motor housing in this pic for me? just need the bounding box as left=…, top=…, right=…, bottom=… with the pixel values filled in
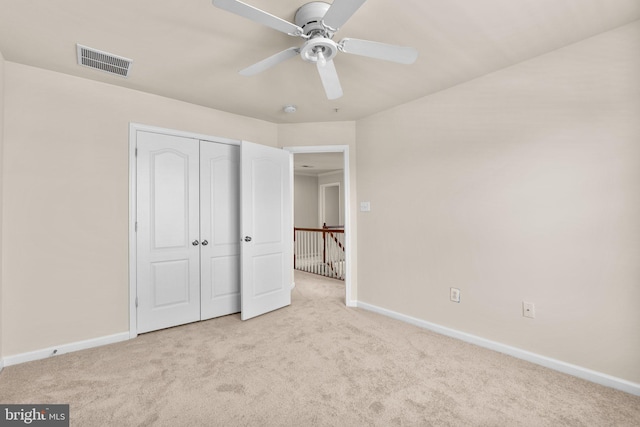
left=294, top=2, right=331, bottom=37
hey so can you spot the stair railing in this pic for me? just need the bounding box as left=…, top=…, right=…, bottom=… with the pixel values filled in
left=294, top=224, right=345, bottom=280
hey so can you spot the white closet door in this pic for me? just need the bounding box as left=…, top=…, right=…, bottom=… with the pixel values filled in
left=240, top=141, right=293, bottom=320
left=200, top=141, right=241, bottom=320
left=136, top=132, right=201, bottom=333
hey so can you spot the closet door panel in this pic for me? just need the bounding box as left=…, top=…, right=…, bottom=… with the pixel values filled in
left=136, top=132, right=201, bottom=333
left=200, top=141, right=241, bottom=320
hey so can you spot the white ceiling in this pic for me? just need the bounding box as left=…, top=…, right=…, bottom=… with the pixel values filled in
left=294, top=152, right=344, bottom=175
left=0, top=0, right=639, bottom=124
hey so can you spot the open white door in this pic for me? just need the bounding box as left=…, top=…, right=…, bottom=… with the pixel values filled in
left=240, top=141, right=292, bottom=320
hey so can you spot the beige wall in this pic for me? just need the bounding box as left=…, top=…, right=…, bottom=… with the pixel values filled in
left=293, top=170, right=345, bottom=229
left=294, top=173, right=319, bottom=228
left=1, top=62, right=277, bottom=357
left=356, top=21, right=640, bottom=383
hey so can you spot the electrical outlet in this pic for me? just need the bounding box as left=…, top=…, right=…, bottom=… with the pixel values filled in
left=523, top=301, right=535, bottom=318
left=450, top=287, right=460, bottom=303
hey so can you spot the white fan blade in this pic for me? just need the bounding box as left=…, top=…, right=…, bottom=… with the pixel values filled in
left=240, top=47, right=300, bottom=76
left=213, top=0, right=303, bottom=36
left=317, top=59, right=343, bottom=100
left=322, top=0, right=367, bottom=31
left=340, top=38, right=418, bottom=64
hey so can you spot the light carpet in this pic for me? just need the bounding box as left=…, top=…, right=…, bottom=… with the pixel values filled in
left=1, top=271, right=639, bottom=426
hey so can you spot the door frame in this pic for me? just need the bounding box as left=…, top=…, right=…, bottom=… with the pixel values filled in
left=319, top=181, right=341, bottom=227
left=128, top=123, right=240, bottom=338
left=283, top=145, right=354, bottom=307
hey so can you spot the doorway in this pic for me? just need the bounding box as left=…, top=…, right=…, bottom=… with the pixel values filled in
left=320, top=183, right=341, bottom=227
left=284, top=145, right=353, bottom=306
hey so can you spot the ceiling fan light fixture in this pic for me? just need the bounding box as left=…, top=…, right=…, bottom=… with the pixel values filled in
left=316, top=49, right=327, bottom=67
left=300, top=38, right=338, bottom=64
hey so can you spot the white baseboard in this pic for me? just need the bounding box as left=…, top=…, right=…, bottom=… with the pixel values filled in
left=2, top=332, right=130, bottom=367
left=356, top=301, right=640, bottom=397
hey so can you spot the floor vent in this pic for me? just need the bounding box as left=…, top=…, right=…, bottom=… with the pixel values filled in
left=76, top=44, right=133, bottom=77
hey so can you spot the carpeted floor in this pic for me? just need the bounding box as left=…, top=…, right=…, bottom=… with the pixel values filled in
left=1, top=271, right=639, bottom=426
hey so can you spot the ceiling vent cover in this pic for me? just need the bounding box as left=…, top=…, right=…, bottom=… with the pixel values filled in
left=76, top=44, right=132, bottom=77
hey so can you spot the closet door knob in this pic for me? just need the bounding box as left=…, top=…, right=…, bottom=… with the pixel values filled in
left=192, top=240, right=199, bottom=246
left=201, top=240, right=209, bottom=246
left=244, top=236, right=252, bottom=242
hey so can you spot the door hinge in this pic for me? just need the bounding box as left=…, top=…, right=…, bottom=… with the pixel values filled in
left=135, top=222, right=138, bottom=232
left=135, top=296, right=138, bottom=308
left=135, top=147, right=138, bottom=156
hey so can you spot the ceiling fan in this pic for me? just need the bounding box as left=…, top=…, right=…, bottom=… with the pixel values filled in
left=212, top=0, right=418, bottom=100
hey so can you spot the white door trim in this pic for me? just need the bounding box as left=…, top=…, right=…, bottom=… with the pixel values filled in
left=283, top=145, right=354, bottom=307
left=128, top=123, right=240, bottom=338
